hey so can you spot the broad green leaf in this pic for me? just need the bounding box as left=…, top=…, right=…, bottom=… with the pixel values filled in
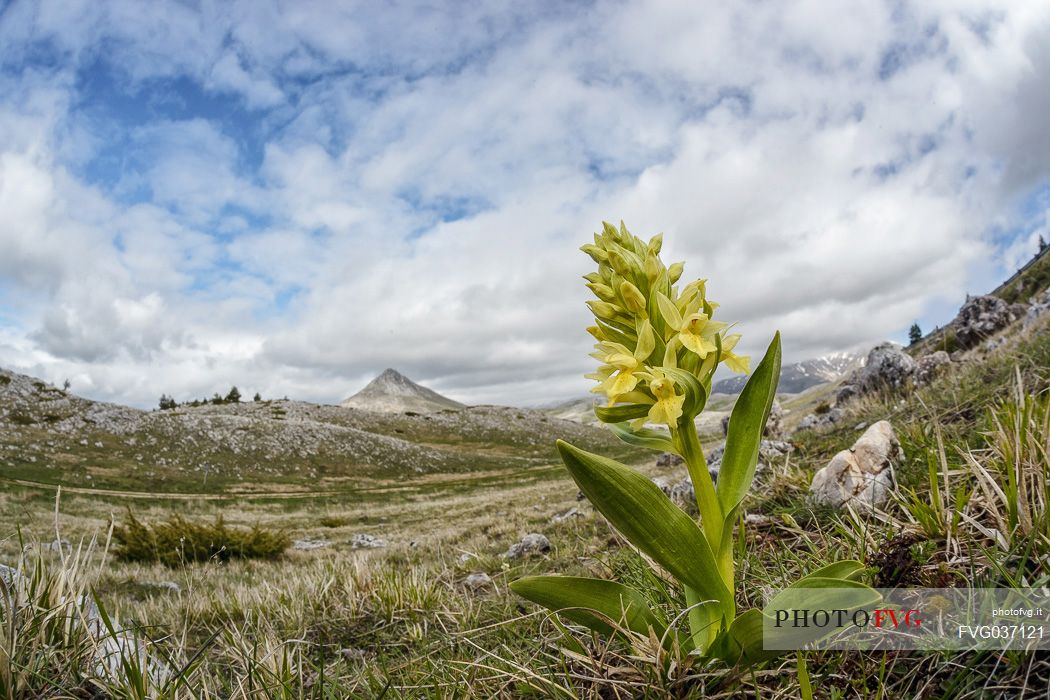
left=765, top=579, right=882, bottom=630
left=798, top=560, right=867, bottom=583
left=684, top=585, right=724, bottom=654
left=721, top=580, right=881, bottom=667
left=716, top=332, right=781, bottom=514
left=557, top=441, right=730, bottom=606
left=608, top=423, right=675, bottom=453
left=713, top=608, right=781, bottom=666
left=594, top=403, right=651, bottom=424
left=510, top=575, right=667, bottom=640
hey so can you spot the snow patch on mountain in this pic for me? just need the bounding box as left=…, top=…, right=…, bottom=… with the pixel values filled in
left=714, top=352, right=864, bottom=394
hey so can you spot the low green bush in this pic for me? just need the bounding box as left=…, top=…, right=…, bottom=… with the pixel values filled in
left=112, top=512, right=290, bottom=567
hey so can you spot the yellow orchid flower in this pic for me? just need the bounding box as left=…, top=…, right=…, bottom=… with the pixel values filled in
left=680, top=313, right=727, bottom=356
left=654, top=291, right=728, bottom=358
left=590, top=320, right=656, bottom=403
left=584, top=364, right=615, bottom=394
left=645, top=370, right=685, bottom=427
left=720, top=333, right=751, bottom=374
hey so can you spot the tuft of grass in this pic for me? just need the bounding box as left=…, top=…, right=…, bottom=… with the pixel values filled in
left=1, top=528, right=191, bottom=699
left=963, top=376, right=1050, bottom=555
left=112, top=513, right=290, bottom=567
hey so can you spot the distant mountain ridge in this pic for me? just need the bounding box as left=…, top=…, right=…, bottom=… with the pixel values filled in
left=714, top=352, right=864, bottom=394
left=340, top=368, right=464, bottom=413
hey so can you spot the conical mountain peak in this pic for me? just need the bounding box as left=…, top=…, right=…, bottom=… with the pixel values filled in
left=340, top=369, right=464, bottom=413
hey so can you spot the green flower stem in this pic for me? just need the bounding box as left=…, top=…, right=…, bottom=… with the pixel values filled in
left=675, top=423, right=735, bottom=627
left=672, top=424, right=724, bottom=564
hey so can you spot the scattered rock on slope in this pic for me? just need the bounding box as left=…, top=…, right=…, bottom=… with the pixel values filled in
left=651, top=440, right=792, bottom=514
left=915, top=351, right=951, bottom=385
left=550, top=507, right=582, bottom=523
left=834, top=343, right=915, bottom=405
left=797, top=408, right=845, bottom=432
left=505, top=533, right=551, bottom=559
left=854, top=343, right=916, bottom=392
left=954, top=295, right=1023, bottom=349
left=656, top=452, right=684, bottom=468
left=463, top=572, right=493, bottom=591
left=809, top=421, right=900, bottom=510
left=1024, top=289, right=1050, bottom=330
left=350, top=534, right=386, bottom=549
left=705, top=440, right=792, bottom=477
left=649, top=475, right=702, bottom=514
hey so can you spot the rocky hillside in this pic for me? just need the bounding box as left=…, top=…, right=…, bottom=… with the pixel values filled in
left=910, top=245, right=1050, bottom=356
left=786, top=284, right=1050, bottom=435
left=0, top=368, right=643, bottom=493
left=714, top=351, right=863, bottom=394
left=543, top=397, right=599, bottom=424
left=340, top=368, right=464, bottom=413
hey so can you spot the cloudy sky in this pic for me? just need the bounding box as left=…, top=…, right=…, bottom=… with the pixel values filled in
left=1, top=1, right=1048, bottom=408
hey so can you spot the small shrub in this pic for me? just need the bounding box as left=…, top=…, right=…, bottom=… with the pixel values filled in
left=10, top=411, right=36, bottom=426
left=814, top=401, right=831, bottom=415
left=319, top=515, right=350, bottom=528
left=941, top=328, right=960, bottom=354
left=112, top=512, right=290, bottom=567
left=0, top=374, right=11, bottom=385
